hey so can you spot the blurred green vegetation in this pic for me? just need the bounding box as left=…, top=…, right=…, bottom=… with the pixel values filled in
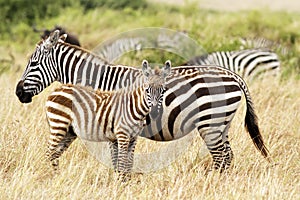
left=0, top=0, right=299, bottom=78
left=0, top=0, right=147, bottom=38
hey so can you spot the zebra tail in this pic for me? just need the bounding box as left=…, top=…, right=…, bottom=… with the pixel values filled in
left=244, top=97, right=271, bottom=162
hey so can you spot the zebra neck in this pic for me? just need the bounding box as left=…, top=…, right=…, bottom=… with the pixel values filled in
left=55, top=43, right=145, bottom=91
left=139, top=87, right=151, bottom=119
left=120, top=86, right=150, bottom=120
left=55, top=43, right=107, bottom=86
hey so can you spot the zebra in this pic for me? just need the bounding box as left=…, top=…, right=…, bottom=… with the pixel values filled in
left=183, top=48, right=280, bottom=80
left=92, top=27, right=203, bottom=64
left=45, top=60, right=171, bottom=178
left=16, top=30, right=270, bottom=172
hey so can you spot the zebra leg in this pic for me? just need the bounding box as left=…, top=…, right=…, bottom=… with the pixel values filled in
left=116, top=132, right=131, bottom=181
left=200, top=127, right=233, bottom=172
left=126, top=137, right=137, bottom=172
left=221, top=124, right=234, bottom=170
left=46, top=126, right=77, bottom=170
left=109, top=141, right=118, bottom=171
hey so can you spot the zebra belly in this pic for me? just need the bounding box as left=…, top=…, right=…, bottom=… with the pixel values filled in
left=71, top=118, right=111, bottom=142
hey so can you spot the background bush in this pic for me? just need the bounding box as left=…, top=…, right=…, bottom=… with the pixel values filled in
left=0, top=0, right=147, bottom=38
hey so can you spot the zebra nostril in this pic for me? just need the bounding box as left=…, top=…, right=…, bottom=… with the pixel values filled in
left=15, top=80, right=27, bottom=99
left=16, top=89, right=23, bottom=97
left=16, top=86, right=24, bottom=98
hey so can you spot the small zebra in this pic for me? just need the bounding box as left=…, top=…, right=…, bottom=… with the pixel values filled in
left=17, top=30, right=270, bottom=173
left=183, top=48, right=280, bottom=80
left=45, top=60, right=171, bottom=178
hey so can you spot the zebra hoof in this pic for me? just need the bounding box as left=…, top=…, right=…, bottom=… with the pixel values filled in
left=117, top=172, right=131, bottom=182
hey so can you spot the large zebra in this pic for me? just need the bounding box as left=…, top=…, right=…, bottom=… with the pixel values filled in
left=183, top=48, right=280, bottom=80
left=46, top=60, right=170, bottom=179
left=16, top=30, right=270, bottom=172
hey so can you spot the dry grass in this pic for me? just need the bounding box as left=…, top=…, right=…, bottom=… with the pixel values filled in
left=0, top=71, right=299, bottom=199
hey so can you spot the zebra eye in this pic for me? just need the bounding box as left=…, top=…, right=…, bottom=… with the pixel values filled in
left=43, top=49, right=50, bottom=56
left=30, top=61, right=39, bottom=67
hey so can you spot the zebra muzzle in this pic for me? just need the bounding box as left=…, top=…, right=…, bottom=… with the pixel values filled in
left=15, top=80, right=33, bottom=103
left=149, top=105, right=160, bottom=120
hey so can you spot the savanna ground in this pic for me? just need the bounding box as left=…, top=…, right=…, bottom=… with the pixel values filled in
left=0, top=1, right=300, bottom=199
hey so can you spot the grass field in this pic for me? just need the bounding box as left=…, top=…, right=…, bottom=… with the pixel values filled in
left=1, top=2, right=300, bottom=200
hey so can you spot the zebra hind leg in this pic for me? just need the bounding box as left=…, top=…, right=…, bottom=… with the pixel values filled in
left=109, top=141, right=118, bottom=171
left=46, top=126, right=77, bottom=171
left=200, top=129, right=233, bottom=172
left=208, top=141, right=233, bottom=172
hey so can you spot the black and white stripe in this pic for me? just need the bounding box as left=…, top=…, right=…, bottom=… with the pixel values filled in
left=16, top=30, right=270, bottom=172
left=184, top=48, right=280, bottom=80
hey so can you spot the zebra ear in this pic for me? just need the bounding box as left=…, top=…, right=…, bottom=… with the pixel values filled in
left=43, top=30, right=60, bottom=52
left=163, top=60, right=171, bottom=78
left=142, top=60, right=151, bottom=78
left=59, top=34, right=67, bottom=43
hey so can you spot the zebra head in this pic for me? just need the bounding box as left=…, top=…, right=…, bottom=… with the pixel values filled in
left=142, top=60, right=171, bottom=119
left=16, top=30, right=67, bottom=103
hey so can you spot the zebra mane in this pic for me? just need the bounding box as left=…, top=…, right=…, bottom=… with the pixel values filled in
left=56, top=41, right=110, bottom=64
left=36, top=36, right=109, bottom=64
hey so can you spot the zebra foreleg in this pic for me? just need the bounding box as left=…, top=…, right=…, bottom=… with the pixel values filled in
left=116, top=132, right=131, bottom=181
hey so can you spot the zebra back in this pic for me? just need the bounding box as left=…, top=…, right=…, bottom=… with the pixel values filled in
left=239, top=36, right=288, bottom=56
left=183, top=48, right=280, bottom=80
